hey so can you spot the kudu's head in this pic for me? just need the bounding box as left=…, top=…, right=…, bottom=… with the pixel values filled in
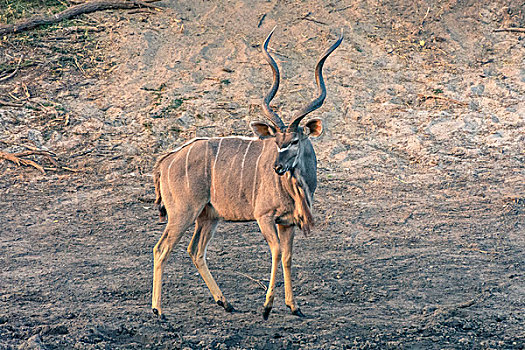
left=251, top=29, right=343, bottom=176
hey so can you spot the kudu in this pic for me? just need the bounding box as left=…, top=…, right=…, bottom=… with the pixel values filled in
left=151, top=29, right=342, bottom=319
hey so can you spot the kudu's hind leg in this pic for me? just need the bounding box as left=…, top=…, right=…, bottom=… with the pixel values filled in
left=187, top=206, right=234, bottom=312
left=152, top=213, right=195, bottom=317
left=257, top=216, right=281, bottom=320
left=278, top=224, right=304, bottom=317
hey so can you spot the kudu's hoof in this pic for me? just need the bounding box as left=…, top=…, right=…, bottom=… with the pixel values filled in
left=287, top=304, right=306, bottom=317
left=262, top=306, right=272, bottom=320
left=152, top=308, right=166, bottom=320
left=217, top=300, right=235, bottom=313
left=291, top=308, right=306, bottom=317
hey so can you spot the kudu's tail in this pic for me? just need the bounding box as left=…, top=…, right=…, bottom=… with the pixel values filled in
left=153, top=155, right=169, bottom=223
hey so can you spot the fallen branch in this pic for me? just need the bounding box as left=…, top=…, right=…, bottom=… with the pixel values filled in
left=61, top=25, right=104, bottom=34
left=0, top=99, right=24, bottom=107
left=0, top=0, right=162, bottom=36
left=0, top=149, right=79, bottom=174
left=300, top=12, right=328, bottom=25
left=494, top=27, right=525, bottom=33
left=467, top=248, right=499, bottom=255
left=417, top=93, right=468, bottom=106
left=456, top=299, right=477, bottom=309
left=0, top=56, right=23, bottom=82
left=43, top=166, right=81, bottom=172
left=224, top=270, right=268, bottom=291
left=257, top=13, right=266, bottom=28
left=0, top=150, right=48, bottom=174
left=62, top=166, right=81, bottom=172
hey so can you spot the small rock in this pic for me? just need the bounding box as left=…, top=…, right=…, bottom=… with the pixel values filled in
left=18, top=334, right=47, bottom=350
left=47, top=324, right=68, bottom=335
left=105, top=171, right=121, bottom=181
left=177, top=111, right=194, bottom=127
left=46, top=131, right=62, bottom=145
left=458, top=337, right=470, bottom=344
left=470, top=84, right=485, bottom=96
left=389, top=96, right=403, bottom=105
left=27, top=129, right=45, bottom=149
left=120, top=143, right=139, bottom=155
left=469, top=100, right=480, bottom=111
left=406, top=135, right=424, bottom=157
left=463, top=117, right=479, bottom=133
left=450, top=147, right=467, bottom=156
left=142, top=82, right=164, bottom=91
left=483, top=67, right=497, bottom=77
left=35, top=325, right=50, bottom=335
left=462, top=322, right=473, bottom=330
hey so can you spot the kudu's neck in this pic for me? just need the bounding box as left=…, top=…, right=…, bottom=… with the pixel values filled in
left=293, top=139, right=318, bottom=195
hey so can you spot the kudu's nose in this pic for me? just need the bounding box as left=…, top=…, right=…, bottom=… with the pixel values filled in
left=274, top=164, right=286, bottom=176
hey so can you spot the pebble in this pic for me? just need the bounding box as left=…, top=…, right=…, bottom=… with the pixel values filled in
left=18, top=335, right=46, bottom=350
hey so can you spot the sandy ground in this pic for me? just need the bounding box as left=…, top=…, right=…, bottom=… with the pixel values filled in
left=1, top=0, right=524, bottom=348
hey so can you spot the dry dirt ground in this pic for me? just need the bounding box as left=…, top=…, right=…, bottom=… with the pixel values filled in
left=1, top=0, right=524, bottom=349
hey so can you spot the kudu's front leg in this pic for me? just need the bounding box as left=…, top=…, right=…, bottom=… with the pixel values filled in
left=277, top=224, right=305, bottom=317
left=257, top=216, right=281, bottom=320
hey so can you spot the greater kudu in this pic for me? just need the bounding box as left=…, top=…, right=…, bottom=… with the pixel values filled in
left=152, top=29, right=342, bottom=319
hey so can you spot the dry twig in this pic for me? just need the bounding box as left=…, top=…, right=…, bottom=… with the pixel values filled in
left=494, top=27, right=525, bottom=33
left=0, top=56, right=24, bottom=82
left=300, top=12, right=327, bottom=25
left=257, top=13, right=266, bottom=28
left=0, top=150, right=50, bottom=174
left=417, top=93, right=468, bottom=106
left=227, top=270, right=268, bottom=291
left=0, top=150, right=79, bottom=174
left=0, top=99, right=24, bottom=107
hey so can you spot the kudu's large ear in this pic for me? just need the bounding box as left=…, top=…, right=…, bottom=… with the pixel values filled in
left=251, top=121, right=277, bottom=139
left=304, top=119, right=323, bottom=138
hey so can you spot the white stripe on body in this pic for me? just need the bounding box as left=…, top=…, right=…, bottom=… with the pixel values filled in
left=272, top=143, right=283, bottom=204
left=185, top=142, right=196, bottom=190
left=220, top=135, right=258, bottom=141
left=204, top=140, right=209, bottom=178
left=167, top=153, right=177, bottom=187
left=212, top=138, right=224, bottom=201
left=166, top=137, right=208, bottom=182
left=252, top=141, right=266, bottom=206
left=238, top=140, right=253, bottom=201
left=273, top=168, right=283, bottom=204
left=227, top=139, right=244, bottom=185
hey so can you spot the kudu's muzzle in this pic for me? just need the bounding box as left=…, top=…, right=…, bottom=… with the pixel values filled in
left=274, top=164, right=287, bottom=176
left=274, top=153, right=292, bottom=175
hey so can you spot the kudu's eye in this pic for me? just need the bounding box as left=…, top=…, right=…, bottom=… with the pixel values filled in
left=291, top=139, right=299, bottom=145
